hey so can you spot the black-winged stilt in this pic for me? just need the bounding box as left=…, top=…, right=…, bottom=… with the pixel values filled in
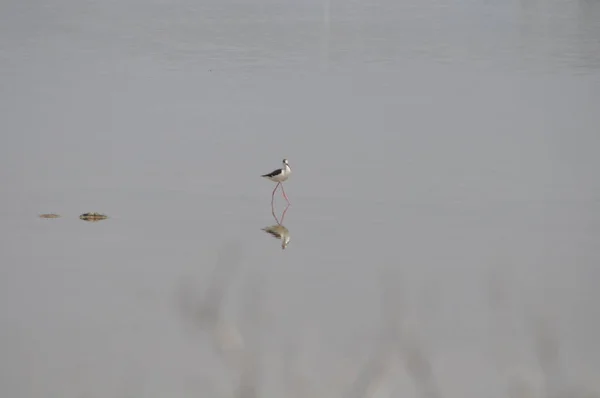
left=261, top=158, right=291, bottom=204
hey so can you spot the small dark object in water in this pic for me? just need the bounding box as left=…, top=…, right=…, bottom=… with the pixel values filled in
left=79, top=212, right=108, bottom=221
left=39, top=214, right=61, bottom=219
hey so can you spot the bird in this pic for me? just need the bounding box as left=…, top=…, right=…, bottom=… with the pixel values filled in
left=262, top=224, right=291, bottom=250
left=261, top=158, right=291, bottom=204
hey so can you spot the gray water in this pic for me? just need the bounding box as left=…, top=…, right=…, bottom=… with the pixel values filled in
left=1, top=0, right=600, bottom=397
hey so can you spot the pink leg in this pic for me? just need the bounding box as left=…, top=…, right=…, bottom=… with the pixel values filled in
left=280, top=183, right=290, bottom=204
left=272, top=203, right=290, bottom=225
left=271, top=202, right=279, bottom=224
left=271, top=182, right=280, bottom=206
left=280, top=204, right=290, bottom=224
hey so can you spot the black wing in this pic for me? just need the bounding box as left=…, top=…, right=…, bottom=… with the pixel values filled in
left=262, top=168, right=282, bottom=178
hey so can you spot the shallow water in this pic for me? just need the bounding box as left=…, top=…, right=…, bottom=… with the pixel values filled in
left=1, top=0, right=600, bottom=397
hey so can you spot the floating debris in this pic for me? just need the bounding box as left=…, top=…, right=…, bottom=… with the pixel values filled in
left=79, top=212, right=108, bottom=222
left=39, top=214, right=61, bottom=219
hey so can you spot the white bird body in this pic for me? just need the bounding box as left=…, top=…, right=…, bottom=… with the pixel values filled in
left=261, top=159, right=291, bottom=183
left=262, top=159, right=292, bottom=204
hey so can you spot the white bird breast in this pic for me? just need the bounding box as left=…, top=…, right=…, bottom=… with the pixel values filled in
left=268, top=172, right=288, bottom=183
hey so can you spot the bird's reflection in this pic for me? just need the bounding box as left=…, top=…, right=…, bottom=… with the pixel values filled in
left=262, top=203, right=291, bottom=249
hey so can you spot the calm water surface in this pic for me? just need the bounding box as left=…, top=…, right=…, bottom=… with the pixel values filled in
left=1, top=0, right=600, bottom=397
